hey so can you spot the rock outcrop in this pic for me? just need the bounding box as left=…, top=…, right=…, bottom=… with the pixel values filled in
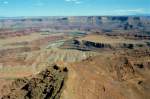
left=62, top=39, right=148, bottom=51
left=113, top=57, right=135, bottom=81
left=1, top=65, right=68, bottom=99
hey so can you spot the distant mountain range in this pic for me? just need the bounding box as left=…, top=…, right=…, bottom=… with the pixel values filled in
left=0, top=16, right=150, bottom=32
left=0, top=14, right=150, bottom=19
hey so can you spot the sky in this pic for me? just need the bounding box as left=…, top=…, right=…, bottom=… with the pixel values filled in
left=0, top=0, right=150, bottom=16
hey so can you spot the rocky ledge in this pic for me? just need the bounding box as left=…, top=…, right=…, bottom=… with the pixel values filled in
left=62, top=39, right=148, bottom=51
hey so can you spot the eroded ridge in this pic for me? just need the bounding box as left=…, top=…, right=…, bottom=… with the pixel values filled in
left=1, top=65, right=68, bottom=99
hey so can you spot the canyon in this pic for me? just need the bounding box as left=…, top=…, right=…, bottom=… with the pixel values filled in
left=0, top=16, right=150, bottom=99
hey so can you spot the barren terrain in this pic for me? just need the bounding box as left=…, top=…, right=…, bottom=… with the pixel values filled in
left=0, top=16, right=150, bottom=99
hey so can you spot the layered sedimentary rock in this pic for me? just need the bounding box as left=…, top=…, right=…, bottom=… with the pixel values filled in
left=0, top=16, right=150, bottom=31
left=62, top=36, right=148, bottom=51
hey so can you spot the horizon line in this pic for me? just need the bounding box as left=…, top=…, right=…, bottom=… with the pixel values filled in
left=0, top=15, right=150, bottom=18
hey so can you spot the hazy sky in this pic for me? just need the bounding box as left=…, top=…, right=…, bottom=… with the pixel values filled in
left=0, top=0, right=150, bottom=16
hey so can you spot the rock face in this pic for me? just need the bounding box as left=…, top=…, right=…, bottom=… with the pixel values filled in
left=62, top=39, right=112, bottom=51
left=62, top=39, right=148, bottom=51
left=0, top=16, right=150, bottom=31
left=74, top=40, right=111, bottom=51
left=1, top=65, right=68, bottom=99
left=113, top=57, right=135, bottom=81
